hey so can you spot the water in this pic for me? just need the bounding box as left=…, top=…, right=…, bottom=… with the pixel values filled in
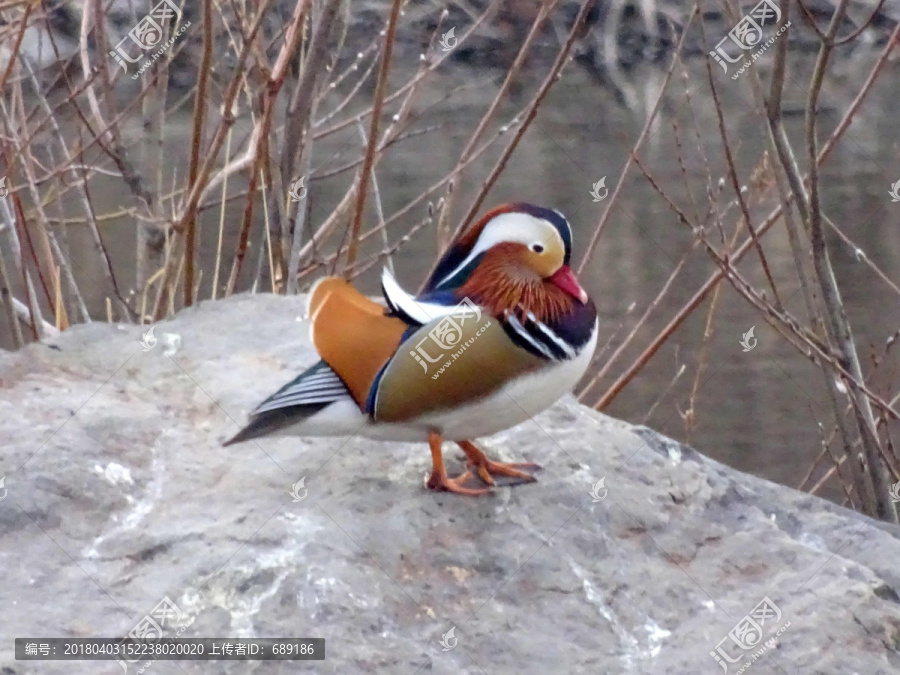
left=15, top=56, right=900, bottom=505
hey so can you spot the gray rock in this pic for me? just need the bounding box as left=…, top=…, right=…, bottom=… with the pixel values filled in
left=2, top=293, right=900, bottom=674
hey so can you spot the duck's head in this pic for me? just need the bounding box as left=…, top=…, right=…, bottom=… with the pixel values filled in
left=427, top=203, right=590, bottom=317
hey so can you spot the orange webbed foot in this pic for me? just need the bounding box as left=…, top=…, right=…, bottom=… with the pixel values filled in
left=457, top=440, right=541, bottom=487
left=467, top=458, right=541, bottom=486
left=426, top=431, right=492, bottom=497
left=424, top=469, right=491, bottom=496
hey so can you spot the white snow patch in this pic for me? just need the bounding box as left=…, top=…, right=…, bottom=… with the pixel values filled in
left=93, top=461, right=134, bottom=486
left=228, top=567, right=293, bottom=637
left=162, top=332, right=181, bottom=357
left=566, top=557, right=640, bottom=670
left=200, top=512, right=327, bottom=635
left=666, top=442, right=682, bottom=463
left=84, top=451, right=165, bottom=559
left=564, top=555, right=671, bottom=665
left=798, top=531, right=828, bottom=552
left=644, top=620, right=671, bottom=658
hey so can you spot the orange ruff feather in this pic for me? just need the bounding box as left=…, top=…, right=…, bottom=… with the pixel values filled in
left=308, top=277, right=408, bottom=409
left=458, top=244, right=575, bottom=323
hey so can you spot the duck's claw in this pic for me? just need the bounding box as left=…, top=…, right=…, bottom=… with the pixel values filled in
left=425, top=469, right=491, bottom=496
left=427, top=431, right=492, bottom=496
left=466, top=458, right=541, bottom=487
left=456, top=440, right=541, bottom=487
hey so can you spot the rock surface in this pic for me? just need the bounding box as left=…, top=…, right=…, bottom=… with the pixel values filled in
left=2, top=293, right=900, bottom=674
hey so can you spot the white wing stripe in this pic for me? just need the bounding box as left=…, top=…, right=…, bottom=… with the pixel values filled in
left=528, top=315, right=577, bottom=359
left=505, top=313, right=555, bottom=359
left=255, top=393, right=353, bottom=413
left=274, top=385, right=349, bottom=399
left=253, top=365, right=351, bottom=414
left=272, top=379, right=344, bottom=397
left=267, top=385, right=348, bottom=402
left=294, top=373, right=338, bottom=386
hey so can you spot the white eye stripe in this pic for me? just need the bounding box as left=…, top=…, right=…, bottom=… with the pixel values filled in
left=436, top=212, right=563, bottom=288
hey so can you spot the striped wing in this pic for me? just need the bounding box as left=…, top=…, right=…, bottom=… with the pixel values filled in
left=224, top=361, right=353, bottom=445
left=253, top=360, right=352, bottom=413
left=226, top=276, right=409, bottom=446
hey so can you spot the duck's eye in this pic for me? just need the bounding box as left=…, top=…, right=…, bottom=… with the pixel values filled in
left=531, top=244, right=544, bottom=253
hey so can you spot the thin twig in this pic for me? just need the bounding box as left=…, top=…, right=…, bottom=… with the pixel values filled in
left=344, top=0, right=404, bottom=274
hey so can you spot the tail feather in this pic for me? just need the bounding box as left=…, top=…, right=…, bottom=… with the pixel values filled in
left=224, top=360, right=353, bottom=446
left=226, top=277, right=402, bottom=446
left=223, top=403, right=330, bottom=446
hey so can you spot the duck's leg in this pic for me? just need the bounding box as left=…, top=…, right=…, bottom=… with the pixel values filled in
left=456, top=440, right=541, bottom=487
left=425, top=431, right=490, bottom=496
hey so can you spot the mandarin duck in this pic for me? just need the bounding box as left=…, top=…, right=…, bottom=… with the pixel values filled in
left=225, top=203, right=598, bottom=495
